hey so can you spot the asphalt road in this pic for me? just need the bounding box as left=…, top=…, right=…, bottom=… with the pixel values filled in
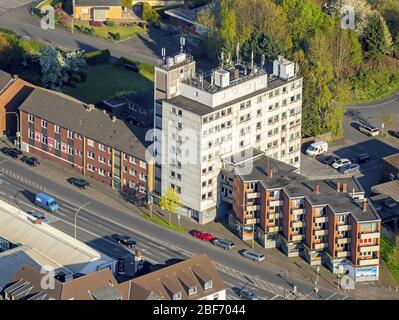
left=0, top=153, right=351, bottom=300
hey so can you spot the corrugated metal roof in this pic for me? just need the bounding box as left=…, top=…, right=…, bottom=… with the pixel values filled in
left=0, top=200, right=115, bottom=281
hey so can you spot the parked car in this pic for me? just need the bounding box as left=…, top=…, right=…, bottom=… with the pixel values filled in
left=213, top=239, right=235, bottom=250
left=116, top=235, right=137, bottom=249
left=339, top=163, right=360, bottom=174
left=359, top=124, right=379, bottom=136
left=332, top=158, right=352, bottom=169
left=239, top=289, right=258, bottom=300
left=21, top=156, right=40, bottom=167
left=3, top=148, right=23, bottom=159
left=241, top=250, right=265, bottom=262
left=67, top=178, right=90, bottom=189
left=28, top=211, right=49, bottom=223
left=305, top=141, right=328, bottom=157
left=317, top=154, right=340, bottom=166
left=352, top=153, right=370, bottom=164
left=193, top=231, right=214, bottom=242
left=389, top=130, right=399, bottom=139
left=384, top=197, right=397, bottom=209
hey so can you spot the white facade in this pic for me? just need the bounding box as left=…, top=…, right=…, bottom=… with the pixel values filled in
left=156, top=54, right=303, bottom=224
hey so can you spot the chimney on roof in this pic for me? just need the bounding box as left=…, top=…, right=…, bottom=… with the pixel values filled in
left=111, top=115, right=116, bottom=122
left=362, top=201, right=368, bottom=212
left=268, top=168, right=273, bottom=178
left=313, top=184, right=320, bottom=194
left=337, top=182, right=341, bottom=193
left=86, top=104, right=95, bottom=112
left=342, top=183, right=347, bottom=193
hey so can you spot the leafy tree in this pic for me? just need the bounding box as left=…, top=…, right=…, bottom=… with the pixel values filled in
left=122, top=0, right=131, bottom=8
left=159, top=188, right=182, bottom=226
left=241, top=31, right=284, bottom=63
left=142, top=2, right=159, bottom=22
left=380, top=0, right=399, bottom=41
left=0, top=34, right=23, bottom=72
left=362, top=13, right=393, bottom=59
left=219, top=0, right=237, bottom=54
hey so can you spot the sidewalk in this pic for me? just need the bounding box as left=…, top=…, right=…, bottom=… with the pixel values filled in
left=3, top=139, right=399, bottom=299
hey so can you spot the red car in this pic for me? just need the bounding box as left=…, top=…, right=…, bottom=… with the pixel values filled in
left=193, top=231, right=214, bottom=242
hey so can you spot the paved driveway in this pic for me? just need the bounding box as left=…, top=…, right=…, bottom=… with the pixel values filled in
left=0, top=0, right=32, bottom=13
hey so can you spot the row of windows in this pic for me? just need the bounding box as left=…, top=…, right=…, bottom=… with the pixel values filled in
left=202, top=107, right=232, bottom=124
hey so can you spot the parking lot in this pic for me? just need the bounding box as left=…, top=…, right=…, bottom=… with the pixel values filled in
left=0, top=0, right=32, bottom=13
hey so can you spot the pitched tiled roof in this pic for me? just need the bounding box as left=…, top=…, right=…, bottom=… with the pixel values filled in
left=0, top=70, right=15, bottom=94
left=18, top=88, right=147, bottom=160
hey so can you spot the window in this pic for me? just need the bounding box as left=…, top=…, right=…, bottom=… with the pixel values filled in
left=87, top=139, right=94, bottom=147
left=204, top=280, right=213, bottom=290
left=87, top=164, right=94, bottom=172
left=140, top=173, right=146, bottom=181
left=28, top=129, right=34, bottom=140
left=140, top=160, right=146, bottom=169
left=28, top=114, right=34, bottom=123
left=54, top=125, right=60, bottom=134
left=108, top=147, right=112, bottom=154
left=130, top=169, right=137, bottom=176
left=99, top=143, right=105, bottom=151
left=256, top=134, right=261, bottom=141
left=75, top=150, right=82, bottom=157
left=108, top=159, right=112, bottom=166
left=188, top=286, right=197, bottom=296
left=98, top=168, right=105, bottom=176
left=98, top=156, right=105, bottom=163
left=55, top=140, right=61, bottom=150
left=41, top=135, right=47, bottom=145
left=87, top=151, right=95, bottom=159
left=75, top=133, right=82, bottom=140
left=129, top=156, right=136, bottom=164
left=173, top=292, right=182, bottom=300
left=67, top=145, right=73, bottom=155
left=41, top=119, right=47, bottom=129
left=67, top=130, right=73, bottom=139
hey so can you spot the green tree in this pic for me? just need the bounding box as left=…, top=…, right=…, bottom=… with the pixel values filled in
left=241, top=31, right=284, bottom=63
left=142, top=2, right=159, bottom=22
left=388, top=236, right=399, bottom=268
left=0, top=34, right=23, bottom=72
left=159, top=188, right=182, bottom=226
left=363, top=13, right=393, bottom=59
left=381, top=0, right=399, bottom=41
left=122, top=0, right=131, bottom=8
left=219, top=0, right=237, bottom=54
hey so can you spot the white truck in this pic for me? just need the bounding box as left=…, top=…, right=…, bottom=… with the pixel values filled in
left=306, top=141, right=328, bottom=157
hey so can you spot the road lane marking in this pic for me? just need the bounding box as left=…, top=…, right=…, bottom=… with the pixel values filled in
left=326, top=292, right=337, bottom=300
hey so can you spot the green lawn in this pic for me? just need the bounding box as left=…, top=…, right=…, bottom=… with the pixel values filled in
left=63, top=64, right=153, bottom=104
left=380, top=237, right=399, bottom=284
left=74, top=21, right=146, bottom=41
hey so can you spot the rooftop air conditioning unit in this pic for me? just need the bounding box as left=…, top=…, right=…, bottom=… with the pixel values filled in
left=214, top=69, right=230, bottom=88
left=166, top=57, right=174, bottom=67
left=174, top=53, right=186, bottom=64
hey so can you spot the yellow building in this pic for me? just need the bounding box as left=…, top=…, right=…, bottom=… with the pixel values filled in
left=73, top=0, right=124, bottom=21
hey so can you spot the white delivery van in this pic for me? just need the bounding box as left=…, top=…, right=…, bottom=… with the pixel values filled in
left=306, top=141, right=328, bottom=157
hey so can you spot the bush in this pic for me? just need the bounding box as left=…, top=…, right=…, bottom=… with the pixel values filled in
left=71, top=73, right=82, bottom=83
left=114, top=32, right=121, bottom=41
left=89, top=27, right=95, bottom=35
left=118, top=56, right=154, bottom=74
left=84, top=49, right=110, bottom=65
left=68, top=80, right=78, bottom=88
left=104, top=21, right=115, bottom=27
left=138, top=22, right=147, bottom=29
left=78, top=71, right=88, bottom=81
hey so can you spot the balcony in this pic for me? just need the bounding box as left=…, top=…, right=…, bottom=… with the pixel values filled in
left=358, top=258, right=379, bottom=266
left=336, top=237, right=351, bottom=244
left=244, top=217, right=258, bottom=225
left=291, top=234, right=304, bottom=241
left=336, top=251, right=350, bottom=258
left=291, top=221, right=305, bottom=228
left=246, top=205, right=260, bottom=211
left=267, top=226, right=280, bottom=233
left=314, top=229, right=328, bottom=236
left=292, top=208, right=305, bottom=215
left=314, top=216, right=328, bottom=224
left=247, top=192, right=260, bottom=199
left=314, top=243, right=327, bottom=250
left=359, top=232, right=379, bottom=240
left=269, top=200, right=283, bottom=207
left=337, top=224, right=351, bottom=232
left=359, top=245, right=379, bottom=253
left=269, top=212, right=283, bottom=220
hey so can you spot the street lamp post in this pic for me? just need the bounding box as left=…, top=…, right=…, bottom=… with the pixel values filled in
left=6, top=112, right=20, bottom=149
left=315, top=266, right=320, bottom=296
left=74, top=202, right=91, bottom=239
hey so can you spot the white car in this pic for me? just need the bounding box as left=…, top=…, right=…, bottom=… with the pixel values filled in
left=332, top=158, right=351, bottom=169
left=359, top=124, right=379, bottom=137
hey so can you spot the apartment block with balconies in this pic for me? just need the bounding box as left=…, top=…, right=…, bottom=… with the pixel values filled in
left=226, top=149, right=381, bottom=281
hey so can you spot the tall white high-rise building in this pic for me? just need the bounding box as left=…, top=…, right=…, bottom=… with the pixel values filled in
left=153, top=51, right=303, bottom=224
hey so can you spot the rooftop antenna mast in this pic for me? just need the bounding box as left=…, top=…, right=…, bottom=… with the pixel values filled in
left=236, top=43, right=240, bottom=65
left=180, top=37, right=185, bottom=53
left=250, top=50, right=254, bottom=73
left=161, top=47, right=166, bottom=64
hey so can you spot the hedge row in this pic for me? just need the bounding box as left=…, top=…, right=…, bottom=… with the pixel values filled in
left=84, top=49, right=110, bottom=65
left=117, top=56, right=154, bottom=74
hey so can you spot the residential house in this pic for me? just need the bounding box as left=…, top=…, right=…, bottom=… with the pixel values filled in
left=73, top=0, right=123, bottom=21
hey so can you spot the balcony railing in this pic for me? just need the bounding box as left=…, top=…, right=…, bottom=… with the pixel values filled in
left=314, top=243, right=327, bottom=250
left=292, top=208, right=305, bottom=215
left=358, top=258, right=379, bottom=266
left=359, top=232, right=379, bottom=240
left=291, top=234, right=304, bottom=241
left=247, top=192, right=260, bottom=199
left=269, top=200, right=283, bottom=207
left=359, top=245, right=379, bottom=253
left=244, top=217, right=258, bottom=225
left=246, top=205, right=260, bottom=211
left=291, top=221, right=305, bottom=228
left=267, top=226, right=280, bottom=233
left=314, top=229, right=328, bottom=236
left=336, top=251, right=350, bottom=258
left=314, top=216, right=328, bottom=224
left=337, top=224, right=351, bottom=232
left=269, top=212, right=283, bottom=220
left=336, top=237, right=351, bottom=244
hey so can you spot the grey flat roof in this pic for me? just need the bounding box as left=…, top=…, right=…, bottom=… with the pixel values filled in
left=231, top=150, right=380, bottom=222
left=383, top=153, right=399, bottom=169
left=19, top=88, right=147, bottom=160
left=90, top=286, right=123, bottom=300
left=165, top=76, right=300, bottom=117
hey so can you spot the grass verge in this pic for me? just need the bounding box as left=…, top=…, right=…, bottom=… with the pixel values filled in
left=380, top=236, right=399, bottom=284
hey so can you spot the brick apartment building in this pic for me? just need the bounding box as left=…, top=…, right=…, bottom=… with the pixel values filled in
left=223, top=149, right=381, bottom=282
left=0, top=71, right=35, bottom=137
left=18, top=88, right=153, bottom=194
